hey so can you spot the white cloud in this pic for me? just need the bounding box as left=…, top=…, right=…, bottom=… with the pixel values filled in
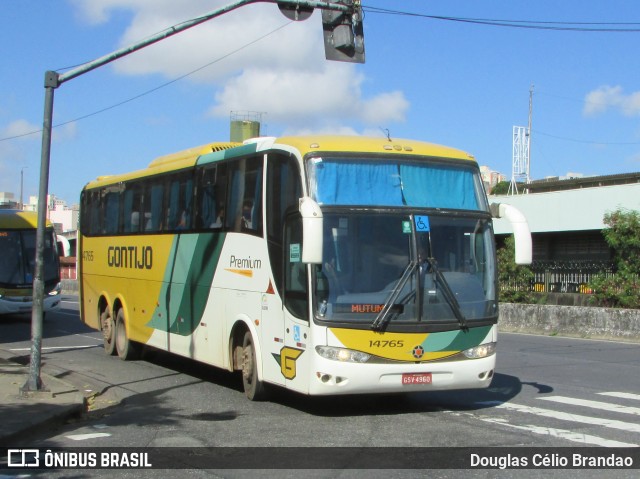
left=0, top=119, right=78, bottom=193
left=52, top=122, right=78, bottom=142
left=68, top=0, right=409, bottom=130
left=210, top=64, right=408, bottom=129
left=0, top=120, right=37, bottom=193
left=1, top=119, right=40, bottom=141
left=584, top=85, right=640, bottom=117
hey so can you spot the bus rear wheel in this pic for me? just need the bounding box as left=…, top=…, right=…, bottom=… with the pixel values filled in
left=101, top=309, right=116, bottom=356
left=241, top=331, right=267, bottom=401
left=115, top=309, right=140, bottom=361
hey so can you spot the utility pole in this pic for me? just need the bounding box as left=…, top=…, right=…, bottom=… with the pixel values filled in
left=22, top=0, right=365, bottom=394
left=508, top=85, right=534, bottom=196
left=527, top=84, right=534, bottom=188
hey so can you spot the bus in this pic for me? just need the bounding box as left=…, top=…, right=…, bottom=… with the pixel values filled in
left=78, top=135, right=531, bottom=400
left=0, top=210, right=62, bottom=316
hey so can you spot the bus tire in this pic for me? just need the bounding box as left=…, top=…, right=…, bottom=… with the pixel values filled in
left=115, top=308, right=140, bottom=361
left=241, top=330, right=267, bottom=401
left=101, top=309, right=116, bottom=356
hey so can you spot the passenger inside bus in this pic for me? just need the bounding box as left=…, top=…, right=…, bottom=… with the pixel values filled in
left=241, top=200, right=253, bottom=229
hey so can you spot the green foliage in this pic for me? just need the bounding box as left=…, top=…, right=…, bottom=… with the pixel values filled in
left=490, top=181, right=510, bottom=195
left=589, top=208, right=640, bottom=308
left=590, top=271, right=640, bottom=309
left=490, top=181, right=526, bottom=195
left=601, top=209, right=640, bottom=274
left=497, top=235, right=534, bottom=303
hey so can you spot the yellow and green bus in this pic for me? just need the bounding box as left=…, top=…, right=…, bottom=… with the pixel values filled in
left=79, top=135, right=530, bottom=400
left=0, top=210, right=62, bottom=316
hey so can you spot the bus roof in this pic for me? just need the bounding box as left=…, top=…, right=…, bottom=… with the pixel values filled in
left=0, top=209, right=53, bottom=229
left=271, top=135, right=476, bottom=162
left=83, top=142, right=241, bottom=190
left=83, top=135, right=476, bottom=191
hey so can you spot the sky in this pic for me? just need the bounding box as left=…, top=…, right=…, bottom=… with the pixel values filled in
left=2, top=0, right=640, bottom=205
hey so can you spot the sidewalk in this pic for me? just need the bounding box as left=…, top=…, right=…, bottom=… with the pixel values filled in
left=0, top=351, right=86, bottom=445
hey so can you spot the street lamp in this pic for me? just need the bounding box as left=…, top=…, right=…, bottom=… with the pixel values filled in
left=20, top=167, right=28, bottom=210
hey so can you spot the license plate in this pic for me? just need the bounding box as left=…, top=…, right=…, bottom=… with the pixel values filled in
left=402, top=373, right=432, bottom=385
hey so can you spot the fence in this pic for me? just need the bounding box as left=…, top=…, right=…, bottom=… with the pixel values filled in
left=502, top=260, right=615, bottom=295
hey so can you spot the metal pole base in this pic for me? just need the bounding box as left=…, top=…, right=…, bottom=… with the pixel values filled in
left=20, top=377, right=50, bottom=398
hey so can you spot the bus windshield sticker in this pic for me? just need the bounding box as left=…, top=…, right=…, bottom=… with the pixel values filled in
left=290, top=243, right=301, bottom=263
left=415, top=215, right=430, bottom=232
left=402, top=221, right=412, bottom=234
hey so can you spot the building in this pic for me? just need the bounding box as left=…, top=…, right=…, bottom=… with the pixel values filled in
left=492, top=172, right=640, bottom=263
left=21, top=195, right=79, bottom=234
left=48, top=202, right=79, bottom=234
left=0, top=192, right=17, bottom=209
left=479, top=166, right=507, bottom=194
left=490, top=172, right=640, bottom=293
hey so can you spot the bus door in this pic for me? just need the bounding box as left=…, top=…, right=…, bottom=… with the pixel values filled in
left=279, top=214, right=311, bottom=394
left=260, top=282, right=286, bottom=388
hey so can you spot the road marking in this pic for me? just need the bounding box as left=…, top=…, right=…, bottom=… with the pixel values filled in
left=55, top=330, right=103, bottom=342
left=478, top=401, right=640, bottom=433
left=539, top=396, right=640, bottom=415
left=9, top=345, right=98, bottom=352
left=66, top=433, right=111, bottom=441
left=472, top=415, right=637, bottom=447
left=599, top=391, right=640, bottom=401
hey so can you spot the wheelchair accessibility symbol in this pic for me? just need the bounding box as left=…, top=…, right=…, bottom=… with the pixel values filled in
left=415, top=215, right=430, bottom=232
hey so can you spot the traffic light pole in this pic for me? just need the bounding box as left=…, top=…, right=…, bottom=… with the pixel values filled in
left=21, top=0, right=359, bottom=393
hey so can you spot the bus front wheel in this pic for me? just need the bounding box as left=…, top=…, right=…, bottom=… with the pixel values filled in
left=115, top=309, right=140, bottom=361
left=241, top=331, right=267, bottom=401
left=101, top=309, right=116, bottom=356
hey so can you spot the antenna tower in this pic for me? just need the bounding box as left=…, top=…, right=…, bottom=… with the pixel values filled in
left=508, top=85, right=534, bottom=195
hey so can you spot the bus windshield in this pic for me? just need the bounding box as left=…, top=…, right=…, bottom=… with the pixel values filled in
left=0, top=229, right=59, bottom=287
left=313, top=213, right=497, bottom=326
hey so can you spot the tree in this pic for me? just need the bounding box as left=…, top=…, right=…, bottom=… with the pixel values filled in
left=490, top=181, right=526, bottom=195
left=490, top=181, right=510, bottom=195
left=589, top=208, right=640, bottom=308
left=497, top=235, right=534, bottom=303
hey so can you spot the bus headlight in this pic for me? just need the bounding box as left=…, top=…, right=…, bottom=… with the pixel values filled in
left=48, top=283, right=61, bottom=296
left=316, top=346, right=371, bottom=363
left=462, top=342, right=496, bottom=359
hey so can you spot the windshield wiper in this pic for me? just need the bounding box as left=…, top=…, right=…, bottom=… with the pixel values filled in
left=371, top=260, right=417, bottom=331
left=424, top=257, right=469, bottom=331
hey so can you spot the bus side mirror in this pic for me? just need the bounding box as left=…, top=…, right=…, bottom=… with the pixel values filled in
left=490, top=202, right=532, bottom=265
left=299, top=197, right=323, bottom=264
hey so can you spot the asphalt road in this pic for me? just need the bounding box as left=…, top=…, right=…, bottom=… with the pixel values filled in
left=1, top=297, right=639, bottom=478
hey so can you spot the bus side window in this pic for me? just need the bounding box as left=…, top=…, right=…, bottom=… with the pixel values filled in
left=123, top=183, right=144, bottom=233
left=266, top=153, right=302, bottom=295
left=144, top=181, right=165, bottom=232
left=167, top=174, right=193, bottom=231
left=104, top=190, right=120, bottom=235
left=85, top=190, right=101, bottom=236
left=226, top=156, right=263, bottom=235
left=196, top=164, right=227, bottom=229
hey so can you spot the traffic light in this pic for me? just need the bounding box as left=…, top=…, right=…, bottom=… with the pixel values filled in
left=321, top=0, right=365, bottom=63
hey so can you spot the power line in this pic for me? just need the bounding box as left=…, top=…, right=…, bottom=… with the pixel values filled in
left=363, top=6, right=640, bottom=32
left=533, top=129, right=640, bottom=145
left=0, top=21, right=292, bottom=143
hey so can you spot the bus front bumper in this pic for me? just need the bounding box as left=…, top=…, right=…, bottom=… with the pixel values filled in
left=307, top=354, right=496, bottom=396
left=0, top=287, right=62, bottom=316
